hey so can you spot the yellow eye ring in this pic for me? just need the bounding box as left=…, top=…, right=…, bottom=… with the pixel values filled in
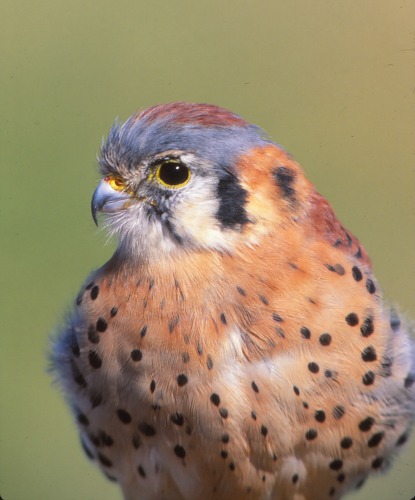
left=154, top=160, right=191, bottom=188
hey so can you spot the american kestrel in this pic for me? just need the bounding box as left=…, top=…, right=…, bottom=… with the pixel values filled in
left=52, top=102, right=415, bottom=499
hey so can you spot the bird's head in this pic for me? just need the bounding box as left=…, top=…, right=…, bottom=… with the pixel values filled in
left=92, top=102, right=314, bottom=261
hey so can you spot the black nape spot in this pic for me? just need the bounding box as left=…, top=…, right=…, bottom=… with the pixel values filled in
left=219, top=408, right=229, bottom=419
left=329, top=459, right=343, bottom=471
left=341, top=437, right=353, bottom=449
left=220, top=450, right=228, bottom=459
left=368, top=432, right=384, bottom=447
left=171, top=413, right=184, bottom=426
left=352, top=266, right=363, bottom=281
left=325, top=263, right=346, bottom=275
left=371, top=457, right=383, bottom=469
left=140, top=325, right=148, bottom=338
left=260, top=425, right=268, bottom=437
left=308, top=362, right=319, bottom=374
left=359, top=417, right=375, bottom=432
left=210, top=393, right=221, bottom=406
left=324, top=369, right=333, bottom=378
left=360, top=316, right=374, bottom=337
left=138, top=465, right=146, bottom=478
left=362, top=371, right=375, bottom=386
left=305, top=429, right=317, bottom=440
left=138, top=422, right=156, bottom=436
left=319, top=333, right=332, bottom=346
left=315, top=410, right=326, bottom=423
left=150, top=380, right=156, bottom=393
left=88, top=324, right=100, bottom=344
left=404, top=374, right=414, bottom=389
left=182, top=352, right=190, bottom=363
left=293, top=386, right=300, bottom=396
left=177, top=374, right=188, bottom=387
left=220, top=313, right=227, bottom=325
left=117, top=409, right=132, bottom=424
left=216, top=175, right=250, bottom=228
left=88, top=351, right=102, bottom=369
left=251, top=381, right=259, bottom=393
left=207, top=355, right=214, bottom=370
left=131, top=349, right=143, bottom=362
left=110, top=307, right=118, bottom=317
left=366, top=278, right=376, bottom=294
left=174, top=444, right=186, bottom=458
left=273, top=166, right=296, bottom=202
left=362, top=346, right=377, bottom=362
left=345, top=313, right=359, bottom=326
left=98, top=452, right=112, bottom=467
left=236, top=286, right=246, bottom=296
left=300, top=326, right=311, bottom=339
left=303, top=401, right=309, bottom=409
left=90, top=285, right=99, bottom=300
left=333, top=406, right=345, bottom=420
left=96, top=318, right=108, bottom=332
left=292, top=473, right=299, bottom=484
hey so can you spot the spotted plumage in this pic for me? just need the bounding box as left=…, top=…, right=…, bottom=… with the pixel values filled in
left=52, top=102, right=415, bottom=499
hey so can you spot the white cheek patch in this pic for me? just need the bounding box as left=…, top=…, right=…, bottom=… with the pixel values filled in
left=173, top=176, right=238, bottom=252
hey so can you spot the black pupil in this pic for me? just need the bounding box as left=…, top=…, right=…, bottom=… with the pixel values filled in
left=158, top=161, right=189, bottom=186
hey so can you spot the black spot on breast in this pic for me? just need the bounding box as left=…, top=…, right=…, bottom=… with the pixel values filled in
left=87, top=325, right=100, bottom=344
left=371, top=457, right=383, bottom=469
left=340, top=437, right=353, bottom=449
left=174, top=444, right=186, bottom=458
left=352, top=266, right=363, bottom=281
left=219, top=408, right=229, bottom=419
left=138, top=465, right=146, bottom=478
left=171, top=412, right=184, bottom=426
left=315, top=410, right=326, bottom=423
left=368, top=432, right=384, bottom=447
left=210, top=393, right=220, bottom=406
left=117, top=409, right=132, bottom=424
left=90, top=285, right=99, bottom=300
left=96, top=318, right=108, bottom=332
left=305, top=429, right=317, bottom=440
left=359, top=417, right=374, bottom=432
left=345, top=313, right=359, bottom=326
left=360, top=317, right=374, bottom=337
left=110, top=307, right=118, bottom=317
left=251, top=381, right=259, bottom=393
left=216, top=174, right=250, bottom=228
left=77, top=412, right=89, bottom=426
left=70, top=334, right=80, bottom=357
left=301, top=327, right=311, bottom=339
left=319, top=333, right=332, bottom=346
left=177, top=374, right=188, bottom=386
left=260, top=425, right=268, bottom=437
left=71, top=360, right=87, bottom=388
left=362, top=371, right=375, bottom=386
left=273, top=166, right=296, bottom=203
left=366, top=278, right=376, bottom=294
left=332, top=406, right=345, bottom=420
left=329, top=459, right=343, bottom=471
left=362, top=346, right=377, bottom=362
left=325, top=263, right=346, bottom=275
left=88, top=351, right=102, bottom=369
left=138, top=422, right=156, bottom=436
left=98, top=452, right=112, bottom=467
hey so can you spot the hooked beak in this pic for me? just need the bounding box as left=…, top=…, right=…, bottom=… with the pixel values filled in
left=91, top=178, right=132, bottom=226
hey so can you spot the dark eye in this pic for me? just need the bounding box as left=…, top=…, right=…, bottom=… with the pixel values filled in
left=155, top=160, right=191, bottom=188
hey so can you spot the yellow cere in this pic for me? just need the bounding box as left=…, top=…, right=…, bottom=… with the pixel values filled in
left=105, top=175, right=131, bottom=193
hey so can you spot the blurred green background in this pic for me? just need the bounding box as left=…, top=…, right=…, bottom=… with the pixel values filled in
left=1, top=1, right=414, bottom=499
